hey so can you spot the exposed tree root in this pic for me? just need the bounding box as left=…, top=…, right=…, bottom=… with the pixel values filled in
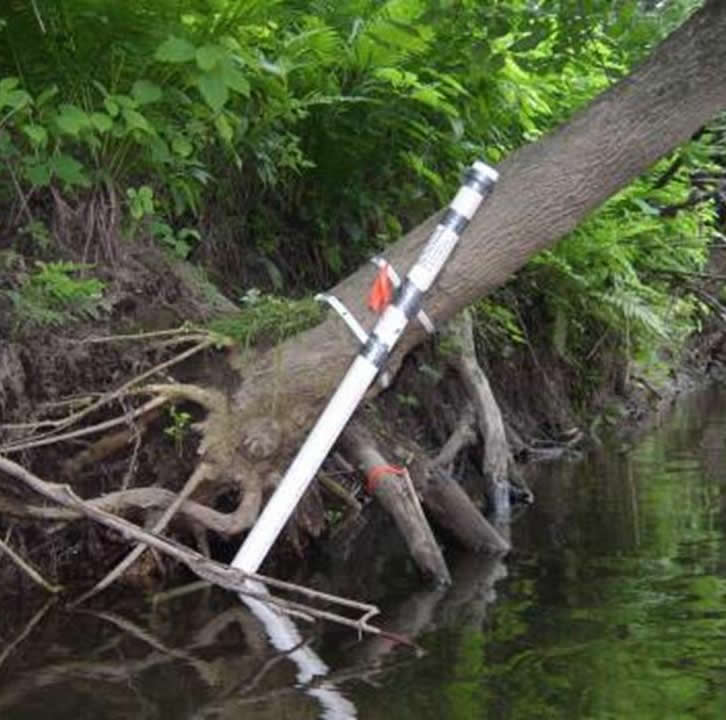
left=0, top=338, right=214, bottom=453
left=421, top=465, right=510, bottom=553
left=445, top=308, right=514, bottom=514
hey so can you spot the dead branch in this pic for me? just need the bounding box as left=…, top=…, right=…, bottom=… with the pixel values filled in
left=0, top=535, right=63, bottom=593
left=340, top=423, right=451, bottom=585
left=318, top=473, right=362, bottom=513
left=71, top=460, right=215, bottom=606
left=0, top=455, right=385, bottom=636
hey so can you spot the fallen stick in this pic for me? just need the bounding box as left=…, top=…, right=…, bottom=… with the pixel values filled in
left=0, top=455, right=386, bottom=637
left=0, top=535, right=63, bottom=594
left=0, top=598, right=55, bottom=670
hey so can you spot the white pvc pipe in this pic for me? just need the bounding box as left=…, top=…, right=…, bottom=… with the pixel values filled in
left=232, top=355, right=379, bottom=573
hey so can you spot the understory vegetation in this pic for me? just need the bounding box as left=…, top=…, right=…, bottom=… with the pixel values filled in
left=1, top=0, right=726, bottom=595
left=1, top=1, right=721, bottom=394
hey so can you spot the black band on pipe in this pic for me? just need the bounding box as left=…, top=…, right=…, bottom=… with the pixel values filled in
left=464, top=170, right=496, bottom=197
left=440, top=208, right=469, bottom=236
left=396, top=279, right=424, bottom=321
left=362, top=335, right=389, bottom=369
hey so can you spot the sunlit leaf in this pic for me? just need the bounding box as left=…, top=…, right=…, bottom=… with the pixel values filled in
left=155, top=36, right=196, bottom=63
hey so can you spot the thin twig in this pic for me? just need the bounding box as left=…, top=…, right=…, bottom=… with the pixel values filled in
left=0, top=340, right=212, bottom=452
left=0, top=598, right=55, bottom=670
left=76, top=326, right=202, bottom=344
left=0, top=536, right=63, bottom=593
left=0, top=395, right=170, bottom=454
left=0, top=456, right=386, bottom=637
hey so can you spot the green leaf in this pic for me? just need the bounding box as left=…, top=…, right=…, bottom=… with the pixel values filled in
left=215, top=114, right=233, bottom=143
left=196, top=44, right=226, bottom=71
left=36, top=85, right=59, bottom=106
left=511, top=32, right=545, bottom=53
left=172, top=136, right=193, bottom=158
left=122, top=108, right=152, bottom=133
left=90, top=112, right=113, bottom=133
left=56, top=104, right=91, bottom=136
left=103, top=97, right=119, bottom=117
left=51, top=154, right=91, bottom=188
left=155, top=36, right=196, bottom=63
left=633, top=198, right=661, bottom=216
left=221, top=60, right=250, bottom=97
left=22, top=124, right=48, bottom=148
left=0, top=84, right=31, bottom=111
left=196, top=67, right=228, bottom=113
left=0, top=77, right=19, bottom=93
left=131, top=79, right=162, bottom=105
left=111, top=94, right=137, bottom=109
left=23, top=161, right=52, bottom=187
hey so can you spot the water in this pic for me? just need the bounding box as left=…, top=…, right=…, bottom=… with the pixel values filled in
left=2, top=388, right=726, bottom=719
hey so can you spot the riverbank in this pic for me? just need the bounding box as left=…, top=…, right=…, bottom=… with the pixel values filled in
left=2, top=233, right=725, bottom=604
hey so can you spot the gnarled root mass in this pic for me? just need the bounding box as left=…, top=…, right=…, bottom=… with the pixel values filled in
left=0, top=303, right=539, bottom=609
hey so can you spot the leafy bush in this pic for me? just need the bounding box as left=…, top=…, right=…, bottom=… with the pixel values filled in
left=6, top=261, right=105, bottom=329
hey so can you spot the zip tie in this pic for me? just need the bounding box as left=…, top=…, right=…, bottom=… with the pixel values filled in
left=315, top=293, right=369, bottom=345
left=370, top=256, right=435, bottom=334
left=365, top=464, right=407, bottom=494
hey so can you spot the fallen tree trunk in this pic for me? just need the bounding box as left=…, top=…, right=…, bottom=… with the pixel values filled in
left=225, top=0, right=726, bottom=491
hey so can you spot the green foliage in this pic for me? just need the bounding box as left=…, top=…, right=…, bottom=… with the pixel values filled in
left=164, top=405, right=193, bottom=455
left=0, top=0, right=701, bottom=280
left=0, top=0, right=716, bottom=386
left=6, top=260, right=105, bottom=329
left=207, top=290, right=324, bottom=348
left=539, top=168, right=712, bottom=334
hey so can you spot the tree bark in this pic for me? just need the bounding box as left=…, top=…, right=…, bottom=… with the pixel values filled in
left=226, top=1, right=726, bottom=480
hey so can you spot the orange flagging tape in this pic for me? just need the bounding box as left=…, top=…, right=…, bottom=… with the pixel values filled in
left=367, top=262, right=394, bottom=313
left=365, top=464, right=406, bottom=494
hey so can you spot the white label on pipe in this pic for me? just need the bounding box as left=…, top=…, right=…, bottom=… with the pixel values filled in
left=449, top=185, right=485, bottom=219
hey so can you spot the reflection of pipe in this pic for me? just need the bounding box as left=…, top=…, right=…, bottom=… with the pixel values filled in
left=241, top=580, right=357, bottom=719
left=233, top=161, right=499, bottom=576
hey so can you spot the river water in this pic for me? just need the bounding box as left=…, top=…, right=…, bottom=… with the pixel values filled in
left=2, top=388, right=726, bottom=719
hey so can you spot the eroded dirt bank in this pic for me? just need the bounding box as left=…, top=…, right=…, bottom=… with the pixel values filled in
left=2, top=236, right=726, bottom=606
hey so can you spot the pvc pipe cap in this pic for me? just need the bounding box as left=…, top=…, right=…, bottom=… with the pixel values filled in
left=472, top=161, right=499, bottom=183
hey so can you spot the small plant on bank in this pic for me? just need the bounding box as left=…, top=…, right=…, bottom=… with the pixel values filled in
left=164, top=405, right=193, bottom=456
left=208, top=291, right=324, bottom=350
left=6, top=260, right=105, bottom=330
